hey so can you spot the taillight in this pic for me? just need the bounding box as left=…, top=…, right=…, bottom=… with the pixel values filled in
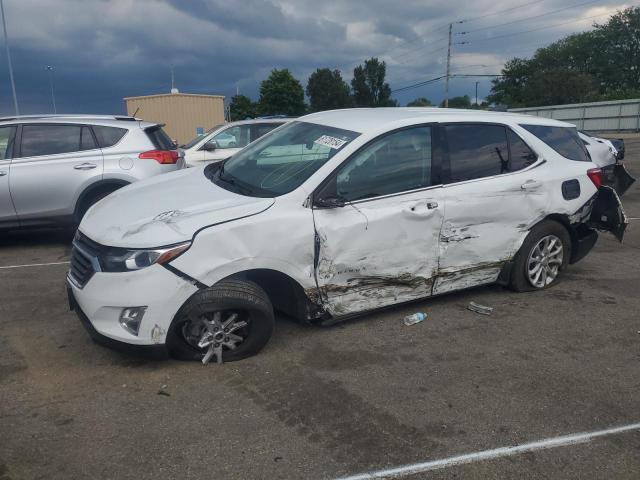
left=587, top=168, right=602, bottom=188
left=139, top=150, right=179, bottom=164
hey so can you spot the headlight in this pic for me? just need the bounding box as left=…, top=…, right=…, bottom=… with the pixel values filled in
left=100, top=242, right=191, bottom=272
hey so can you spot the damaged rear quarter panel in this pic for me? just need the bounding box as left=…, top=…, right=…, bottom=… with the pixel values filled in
left=434, top=158, right=598, bottom=294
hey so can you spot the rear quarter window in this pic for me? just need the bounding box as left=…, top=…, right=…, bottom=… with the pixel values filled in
left=92, top=125, right=127, bottom=148
left=145, top=126, right=175, bottom=150
left=520, top=124, right=589, bottom=161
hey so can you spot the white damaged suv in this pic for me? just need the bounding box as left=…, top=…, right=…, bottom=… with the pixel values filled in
left=67, top=108, right=633, bottom=363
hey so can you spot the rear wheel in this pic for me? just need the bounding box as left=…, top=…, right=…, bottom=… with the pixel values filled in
left=509, top=220, right=571, bottom=292
left=166, top=280, right=274, bottom=363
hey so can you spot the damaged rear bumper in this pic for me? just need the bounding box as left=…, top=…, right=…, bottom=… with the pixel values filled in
left=602, top=163, right=636, bottom=197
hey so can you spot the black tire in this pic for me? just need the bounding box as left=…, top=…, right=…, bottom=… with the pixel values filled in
left=166, top=280, right=274, bottom=362
left=75, top=189, right=116, bottom=226
left=509, top=220, right=572, bottom=292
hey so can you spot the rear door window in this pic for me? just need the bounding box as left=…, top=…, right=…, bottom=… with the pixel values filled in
left=92, top=125, right=127, bottom=148
left=507, top=129, right=537, bottom=171
left=80, top=126, right=97, bottom=150
left=0, top=126, right=16, bottom=160
left=520, top=124, right=589, bottom=161
left=445, top=124, right=509, bottom=182
left=20, top=124, right=82, bottom=157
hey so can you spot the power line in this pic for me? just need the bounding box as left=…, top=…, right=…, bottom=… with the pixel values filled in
left=460, top=0, right=550, bottom=23
left=461, top=8, right=629, bottom=45
left=461, top=0, right=603, bottom=34
left=391, top=73, right=503, bottom=94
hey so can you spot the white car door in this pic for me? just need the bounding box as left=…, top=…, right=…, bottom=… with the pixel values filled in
left=0, top=125, right=17, bottom=225
left=312, top=126, right=444, bottom=316
left=433, top=123, right=545, bottom=294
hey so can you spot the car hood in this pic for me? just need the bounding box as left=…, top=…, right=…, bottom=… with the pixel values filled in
left=80, top=167, right=275, bottom=248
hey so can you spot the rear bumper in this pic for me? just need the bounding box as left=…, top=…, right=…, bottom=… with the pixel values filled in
left=569, top=227, right=598, bottom=264
left=69, top=285, right=169, bottom=359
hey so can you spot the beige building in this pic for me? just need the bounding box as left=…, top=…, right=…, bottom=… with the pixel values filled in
left=124, top=92, right=225, bottom=144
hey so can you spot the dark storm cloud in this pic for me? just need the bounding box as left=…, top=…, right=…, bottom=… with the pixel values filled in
left=0, top=0, right=628, bottom=115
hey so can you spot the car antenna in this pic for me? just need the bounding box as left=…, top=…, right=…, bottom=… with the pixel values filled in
left=132, top=107, right=140, bottom=118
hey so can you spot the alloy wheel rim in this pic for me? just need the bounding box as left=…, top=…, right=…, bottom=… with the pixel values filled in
left=182, top=310, right=248, bottom=364
left=526, top=234, right=564, bottom=288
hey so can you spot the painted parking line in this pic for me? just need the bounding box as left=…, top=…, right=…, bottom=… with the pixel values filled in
left=0, top=261, right=70, bottom=270
left=335, top=422, right=640, bottom=480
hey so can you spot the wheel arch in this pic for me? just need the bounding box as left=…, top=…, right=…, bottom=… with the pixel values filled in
left=222, top=268, right=325, bottom=323
left=74, top=179, right=130, bottom=223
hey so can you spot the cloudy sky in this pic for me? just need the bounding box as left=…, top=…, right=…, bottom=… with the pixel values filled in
left=0, top=0, right=630, bottom=116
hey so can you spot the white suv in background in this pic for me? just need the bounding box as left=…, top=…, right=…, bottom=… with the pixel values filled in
left=181, top=118, right=290, bottom=167
left=69, top=109, right=631, bottom=364
left=0, top=115, right=182, bottom=231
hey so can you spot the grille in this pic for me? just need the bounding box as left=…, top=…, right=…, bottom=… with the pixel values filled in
left=69, top=232, right=103, bottom=288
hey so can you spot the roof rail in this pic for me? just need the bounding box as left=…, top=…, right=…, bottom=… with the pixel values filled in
left=0, top=114, right=141, bottom=122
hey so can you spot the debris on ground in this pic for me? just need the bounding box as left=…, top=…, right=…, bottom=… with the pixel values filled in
left=403, top=312, right=427, bottom=326
left=157, top=384, right=170, bottom=396
left=467, top=302, right=494, bottom=316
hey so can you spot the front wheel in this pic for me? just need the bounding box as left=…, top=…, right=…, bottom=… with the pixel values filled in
left=509, top=220, right=571, bottom=292
left=166, top=280, right=274, bottom=363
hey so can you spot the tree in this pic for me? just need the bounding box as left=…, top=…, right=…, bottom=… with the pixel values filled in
left=258, top=69, right=306, bottom=116
left=306, top=68, right=351, bottom=112
left=351, top=57, right=395, bottom=107
left=489, top=7, right=640, bottom=107
left=440, top=95, right=471, bottom=109
left=229, top=94, right=256, bottom=121
left=406, top=97, right=432, bottom=107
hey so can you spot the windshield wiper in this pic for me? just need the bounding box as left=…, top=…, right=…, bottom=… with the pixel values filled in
left=216, top=164, right=257, bottom=196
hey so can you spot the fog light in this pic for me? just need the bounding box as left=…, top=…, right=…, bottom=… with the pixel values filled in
left=119, top=307, right=147, bottom=336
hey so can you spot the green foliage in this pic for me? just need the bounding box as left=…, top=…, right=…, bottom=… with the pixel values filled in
left=406, top=97, right=433, bottom=107
left=229, top=94, right=257, bottom=121
left=440, top=95, right=472, bottom=109
left=489, top=7, right=640, bottom=107
left=258, top=69, right=306, bottom=116
left=351, top=57, right=395, bottom=107
left=306, top=68, right=352, bottom=112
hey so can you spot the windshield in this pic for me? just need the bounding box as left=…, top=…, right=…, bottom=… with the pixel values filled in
left=212, top=121, right=360, bottom=197
left=181, top=125, right=223, bottom=149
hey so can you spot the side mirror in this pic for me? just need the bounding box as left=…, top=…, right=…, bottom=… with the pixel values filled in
left=314, top=195, right=346, bottom=209
left=203, top=141, right=217, bottom=152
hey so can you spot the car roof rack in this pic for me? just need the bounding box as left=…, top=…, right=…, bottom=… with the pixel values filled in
left=0, top=114, right=142, bottom=122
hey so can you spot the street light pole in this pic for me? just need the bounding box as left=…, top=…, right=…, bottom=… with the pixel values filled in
left=46, top=65, right=56, bottom=113
left=0, top=0, right=18, bottom=115
left=475, top=81, right=479, bottom=107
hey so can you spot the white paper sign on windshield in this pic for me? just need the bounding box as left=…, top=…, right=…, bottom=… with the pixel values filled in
left=314, top=135, right=348, bottom=150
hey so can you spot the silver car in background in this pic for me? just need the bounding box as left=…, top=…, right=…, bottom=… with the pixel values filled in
left=0, top=115, right=183, bottom=231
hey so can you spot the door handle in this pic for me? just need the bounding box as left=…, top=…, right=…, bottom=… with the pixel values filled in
left=0, top=171, right=7, bottom=177
left=406, top=200, right=439, bottom=215
left=73, top=163, right=97, bottom=170
left=521, top=180, right=541, bottom=190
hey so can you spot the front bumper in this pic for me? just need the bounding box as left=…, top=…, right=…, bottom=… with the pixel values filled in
left=69, top=287, right=168, bottom=359
left=67, top=263, right=199, bottom=349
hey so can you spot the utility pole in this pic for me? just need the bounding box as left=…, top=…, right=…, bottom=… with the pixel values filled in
left=46, top=65, right=56, bottom=113
left=475, top=81, right=479, bottom=107
left=0, top=0, right=18, bottom=115
left=444, top=23, right=452, bottom=108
